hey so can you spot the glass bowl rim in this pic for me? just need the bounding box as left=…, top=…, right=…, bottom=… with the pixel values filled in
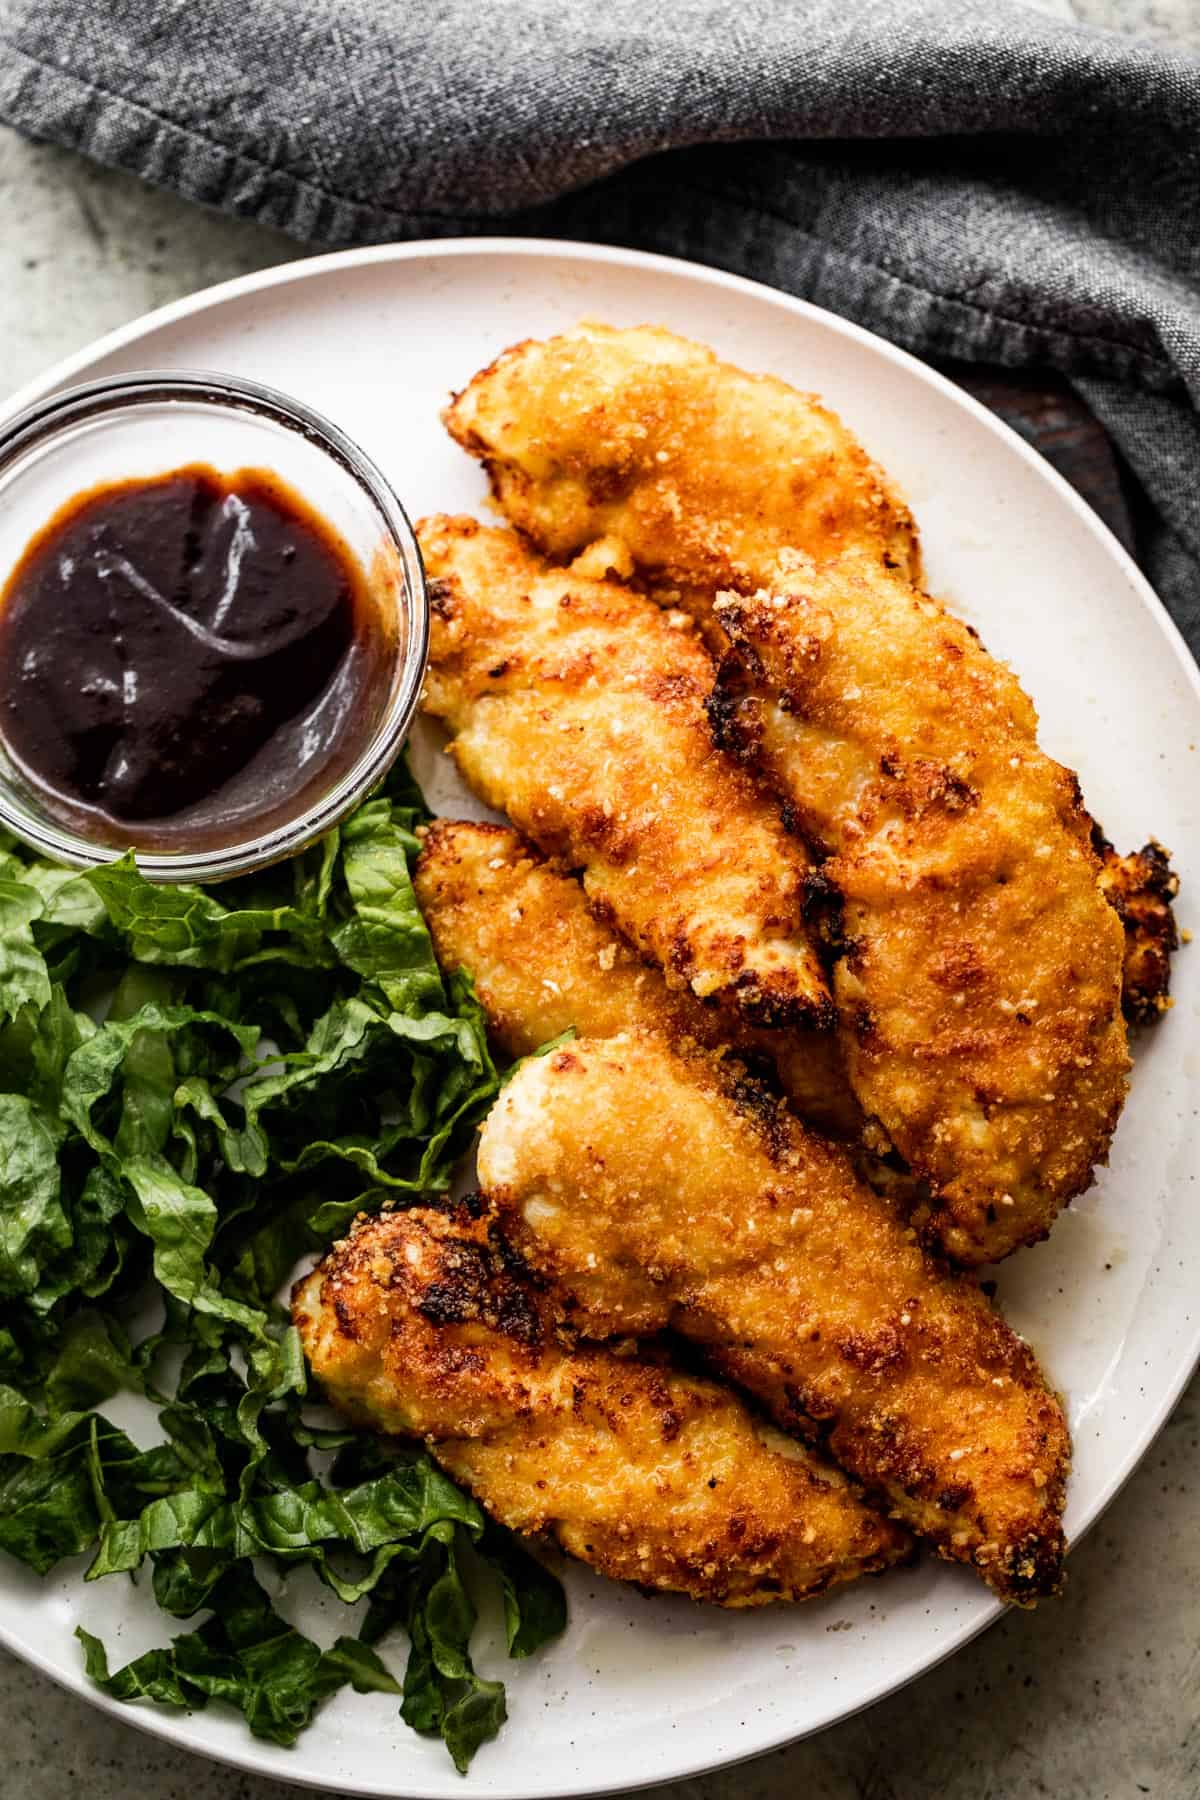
left=0, top=367, right=429, bottom=883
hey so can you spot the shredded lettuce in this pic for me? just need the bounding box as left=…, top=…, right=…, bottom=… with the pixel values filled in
left=0, top=764, right=565, bottom=1771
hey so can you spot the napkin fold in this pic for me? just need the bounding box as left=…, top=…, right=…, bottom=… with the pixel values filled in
left=1, top=0, right=1198, bottom=650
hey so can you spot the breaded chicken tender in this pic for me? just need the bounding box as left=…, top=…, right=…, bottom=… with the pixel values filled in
left=444, top=321, right=920, bottom=635
left=418, top=514, right=831, bottom=1028
left=478, top=1035, right=1071, bottom=1604
left=414, top=817, right=861, bottom=1138
left=710, top=551, right=1129, bottom=1265
left=1096, top=837, right=1180, bottom=1025
left=293, top=1204, right=909, bottom=1606
left=414, top=819, right=1168, bottom=1160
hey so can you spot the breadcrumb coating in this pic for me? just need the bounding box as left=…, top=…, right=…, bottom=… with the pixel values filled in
left=444, top=320, right=920, bottom=636
left=418, top=514, right=832, bottom=1028
left=414, top=817, right=861, bottom=1138
left=478, top=1034, right=1071, bottom=1604
left=710, top=551, right=1129, bottom=1264
left=1096, top=837, right=1180, bottom=1026
left=293, top=1204, right=910, bottom=1607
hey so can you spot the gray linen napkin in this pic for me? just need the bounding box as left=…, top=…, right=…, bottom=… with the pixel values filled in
left=1, top=0, right=1198, bottom=652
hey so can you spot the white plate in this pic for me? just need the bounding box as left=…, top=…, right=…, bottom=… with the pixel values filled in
left=1, top=240, right=1197, bottom=1800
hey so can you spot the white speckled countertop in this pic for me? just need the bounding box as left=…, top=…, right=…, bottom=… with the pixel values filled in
left=2, top=4, right=1199, bottom=1796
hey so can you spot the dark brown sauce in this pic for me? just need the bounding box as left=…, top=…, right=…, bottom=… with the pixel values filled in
left=0, top=464, right=391, bottom=851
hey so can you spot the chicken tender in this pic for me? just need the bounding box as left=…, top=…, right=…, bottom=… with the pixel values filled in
left=418, top=514, right=831, bottom=1028
left=710, top=551, right=1129, bottom=1264
left=415, top=818, right=1169, bottom=1155
left=445, top=321, right=920, bottom=635
left=1096, top=837, right=1180, bottom=1026
left=414, top=817, right=861, bottom=1138
left=293, top=1204, right=909, bottom=1607
left=478, top=1035, right=1071, bottom=1604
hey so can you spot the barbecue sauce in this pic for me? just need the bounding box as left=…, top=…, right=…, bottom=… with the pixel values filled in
left=0, top=465, right=390, bottom=850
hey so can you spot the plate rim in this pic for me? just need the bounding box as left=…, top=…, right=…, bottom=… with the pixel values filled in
left=0, top=234, right=1197, bottom=1800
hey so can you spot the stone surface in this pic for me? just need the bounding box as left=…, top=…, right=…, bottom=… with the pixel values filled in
left=1068, top=0, right=1200, bottom=40
left=0, top=134, right=296, bottom=399
left=2, top=4, right=1198, bottom=1796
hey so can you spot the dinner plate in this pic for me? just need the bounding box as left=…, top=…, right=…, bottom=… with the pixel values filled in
left=1, top=240, right=1197, bottom=1799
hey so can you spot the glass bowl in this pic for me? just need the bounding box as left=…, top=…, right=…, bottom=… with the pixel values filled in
left=0, top=370, right=427, bottom=882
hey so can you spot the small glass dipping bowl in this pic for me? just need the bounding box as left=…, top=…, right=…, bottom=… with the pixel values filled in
left=0, top=370, right=428, bottom=881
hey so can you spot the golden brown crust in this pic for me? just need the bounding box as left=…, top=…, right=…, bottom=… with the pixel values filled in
left=293, top=1204, right=910, bottom=1607
left=444, top=321, right=921, bottom=636
left=710, top=552, right=1129, bottom=1265
left=478, top=1034, right=1071, bottom=1604
left=417, top=514, right=832, bottom=1029
left=1096, top=837, right=1180, bottom=1026
left=414, top=817, right=862, bottom=1138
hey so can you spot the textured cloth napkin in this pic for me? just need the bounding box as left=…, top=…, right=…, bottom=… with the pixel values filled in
left=1, top=0, right=1198, bottom=652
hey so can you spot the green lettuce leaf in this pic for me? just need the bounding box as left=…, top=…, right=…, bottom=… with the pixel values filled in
left=0, top=1094, right=68, bottom=1297
left=399, top=1543, right=507, bottom=1773
left=481, top=1524, right=569, bottom=1658
left=88, top=1456, right=485, bottom=1603
left=329, top=801, right=446, bottom=1014
left=0, top=1394, right=142, bottom=1574
left=0, top=880, right=51, bottom=1022
left=44, top=1312, right=143, bottom=1416
left=0, top=782, right=564, bottom=1770
left=84, top=855, right=330, bottom=973
left=77, top=1568, right=402, bottom=1747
